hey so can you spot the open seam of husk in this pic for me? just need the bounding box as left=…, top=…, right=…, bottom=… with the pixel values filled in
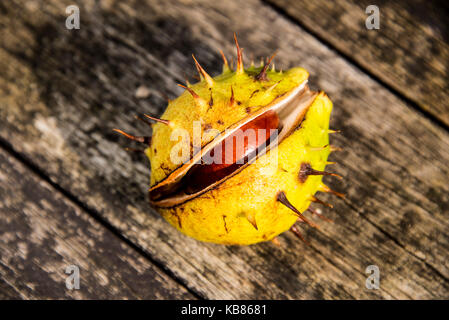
left=150, top=80, right=318, bottom=207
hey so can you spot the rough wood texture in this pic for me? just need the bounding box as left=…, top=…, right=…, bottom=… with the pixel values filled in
left=0, top=148, right=194, bottom=299
left=0, top=0, right=448, bottom=299
left=265, top=0, right=449, bottom=127
left=0, top=278, right=22, bottom=299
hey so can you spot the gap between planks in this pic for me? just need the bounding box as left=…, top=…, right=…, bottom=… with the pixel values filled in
left=261, top=0, right=449, bottom=132
left=0, top=136, right=203, bottom=299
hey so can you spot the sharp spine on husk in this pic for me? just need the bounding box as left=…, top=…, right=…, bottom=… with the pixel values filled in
left=113, top=129, right=151, bottom=145
left=192, top=54, right=214, bottom=87
left=277, top=191, right=318, bottom=229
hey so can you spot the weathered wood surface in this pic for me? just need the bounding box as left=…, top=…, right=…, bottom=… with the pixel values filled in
left=0, top=148, right=194, bottom=299
left=0, top=278, right=22, bottom=299
left=265, top=0, right=449, bottom=127
left=0, top=0, right=448, bottom=299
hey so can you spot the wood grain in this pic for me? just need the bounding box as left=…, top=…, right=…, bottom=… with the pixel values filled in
left=0, top=0, right=448, bottom=299
left=0, top=278, right=22, bottom=299
left=265, top=0, right=449, bottom=126
left=0, top=148, right=194, bottom=299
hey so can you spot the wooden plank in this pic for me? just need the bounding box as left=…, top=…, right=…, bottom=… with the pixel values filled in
left=0, top=278, right=22, bottom=299
left=0, top=0, right=448, bottom=299
left=265, top=0, right=449, bottom=126
left=0, top=148, right=194, bottom=299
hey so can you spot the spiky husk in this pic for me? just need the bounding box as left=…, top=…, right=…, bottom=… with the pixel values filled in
left=154, top=92, right=332, bottom=245
left=116, top=37, right=344, bottom=245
